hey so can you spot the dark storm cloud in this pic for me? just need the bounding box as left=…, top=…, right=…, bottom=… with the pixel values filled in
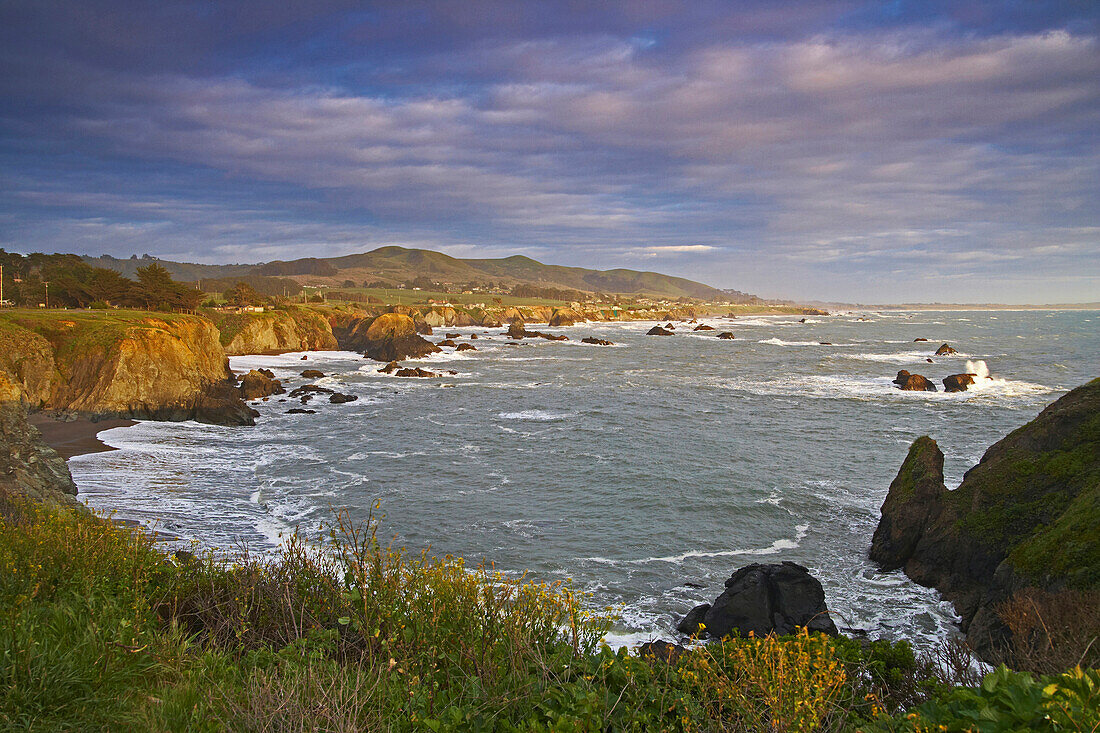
left=1, top=1, right=1097, bottom=302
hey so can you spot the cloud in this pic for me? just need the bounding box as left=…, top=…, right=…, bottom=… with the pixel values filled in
left=0, top=1, right=1097, bottom=302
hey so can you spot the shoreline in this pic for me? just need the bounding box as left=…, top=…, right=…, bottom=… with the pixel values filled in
left=28, top=413, right=137, bottom=461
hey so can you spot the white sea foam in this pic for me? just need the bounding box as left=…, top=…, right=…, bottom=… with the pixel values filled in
left=759, top=338, right=852, bottom=347
left=497, top=410, right=577, bottom=421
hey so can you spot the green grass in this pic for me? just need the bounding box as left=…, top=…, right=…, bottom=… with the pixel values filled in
left=2, top=490, right=1095, bottom=731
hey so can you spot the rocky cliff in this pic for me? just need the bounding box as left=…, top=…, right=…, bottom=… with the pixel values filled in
left=0, top=312, right=254, bottom=425
left=208, top=307, right=339, bottom=355
left=0, top=374, right=80, bottom=507
left=870, top=378, right=1100, bottom=659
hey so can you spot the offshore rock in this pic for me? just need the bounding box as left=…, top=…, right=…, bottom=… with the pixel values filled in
left=717, top=332, right=735, bottom=339
left=943, top=373, right=977, bottom=392
left=339, top=313, right=441, bottom=362
left=647, top=326, right=673, bottom=336
left=239, top=370, right=284, bottom=400
left=935, top=343, right=958, bottom=355
left=893, top=370, right=937, bottom=392
left=679, top=562, right=838, bottom=638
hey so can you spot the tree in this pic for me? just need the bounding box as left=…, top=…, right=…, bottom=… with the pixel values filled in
left=134, top=263, right=202, bottom=311
left=224, top=282, right=265, bottom=307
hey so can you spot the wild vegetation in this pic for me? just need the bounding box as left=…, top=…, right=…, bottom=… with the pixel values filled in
left=2, top=491, right=1096, bottom=731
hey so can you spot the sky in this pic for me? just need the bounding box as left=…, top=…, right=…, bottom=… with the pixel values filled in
left=1, top=1, right=1098, bottom=303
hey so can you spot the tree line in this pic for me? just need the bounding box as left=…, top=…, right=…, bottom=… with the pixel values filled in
left=0, top=251, right=203, bottom=311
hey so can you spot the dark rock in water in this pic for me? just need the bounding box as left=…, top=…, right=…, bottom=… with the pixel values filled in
left=395, top=367, right=438, bottom=378
left=437, top=339, right=457, bottom=348
left=240, top=369, right=284, bottom=400
left=300, top=369, right=325, bottom=378
left=943, top=373, right=976, bottom=392
left=935, top=343, right=958, bottom=355
left=683, top=581, right=705, bottom=589
left=456, top=343, right=477, bottom=351
left=894, top=370, right=937, bottom=391
left=819, top=342, right=832, bottom=345
left=717, top=332, right=735, bottom=339
left=926, top=358, right=934, bottom=363
left=665, top=323, right=676, bottom=330
left=799, top=318, right=807, bottom=323
left=300, top=354, right=308, bottom=360
left=581, top=337, right=613, bottom=346
left=914, top=338, right=928, bottom=342
left=693, top=324, right=715, bottom=331
left=676, top=603, right=711, bottom=635
left=638, top=640, right=684, bottom=664
left=287, top=408, right=316, bottom=414
left=445, top=333, right=461, bottom=339
left=415, top=320, right=433, bottom=335
left=869, top=379, right=1100, bottom=663
left=469, top=334, right=478, bottom=340
left=329, top=393, right=358, bottom=404
left=506, top=320, right=526, bottom=339
left=647, top=326, right=673, bottom=336
left=681, top=562, right=838, bottom=639
left=378, top=361, right=400, bottom=374
left=288, top=384, right=334, bottom=399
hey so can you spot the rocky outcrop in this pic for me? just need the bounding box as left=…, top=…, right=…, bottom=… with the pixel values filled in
left=935, top=343, right=958, bottom=356
left=581, top=337, right=613, bottom=346
left=717, top=332, right=735, bottom=339
left=693, top=324, right=715, bottom=331
left=506, top=320, right=527, bottom=339
left=239, top=370, right=284, bottom=400
left=395, top=367, right=438, bottom=378
left=212, top=307, right=338, bottom=356
left=0, top=375, right=80, bottom=508
left=943, top=373, right=976, bottom=392
left=503, top=319, right=568, bottom=341
left=437, top=339, right=457, bottom=348
left=549, top=308, right=584, bottom=327
left=328, top=393, right=358, bottom=404
left=647, top=326, right=673, bottom=336
left=337, top=313, right=441, bottom=362
left=893, top=370, right=937, bottom=392
left=677, top=562, right=838, bottom=638
left=456, top=343, right=477, bottom=352
left=0, top=313, right=255, bottom=426
left=300, top=369, right=325, bottom=378
left=869, top=379, right=1100, bottom=660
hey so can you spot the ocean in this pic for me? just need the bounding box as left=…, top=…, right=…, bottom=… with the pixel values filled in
left=69, top=309, right=1099, bottom=652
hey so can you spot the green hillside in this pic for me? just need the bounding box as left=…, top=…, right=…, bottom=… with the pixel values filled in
left=87, top=246, right=747, bottom=301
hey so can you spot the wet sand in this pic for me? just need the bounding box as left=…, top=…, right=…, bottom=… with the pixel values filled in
left=27, top=414, right=136, bottom=460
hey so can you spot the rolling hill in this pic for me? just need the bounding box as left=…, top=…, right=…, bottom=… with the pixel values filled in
left=86, top=247, right=750, bottom=301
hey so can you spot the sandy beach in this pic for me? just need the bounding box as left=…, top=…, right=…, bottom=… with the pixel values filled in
left=27, top=414, right=136, bottom=460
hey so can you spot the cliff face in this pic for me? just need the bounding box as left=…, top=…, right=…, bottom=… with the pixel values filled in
left=870, top=378, right=1100, bottom=658
left=0, top=312, right=254, bottom=426
left=210, top=308, right=338, bottom=356
left=0, top=374, right=79, bottom=507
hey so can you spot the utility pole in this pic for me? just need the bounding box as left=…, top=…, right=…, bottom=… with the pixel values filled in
left=43, top=281, right=49, bottom=309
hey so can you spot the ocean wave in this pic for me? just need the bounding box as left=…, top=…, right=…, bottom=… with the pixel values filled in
left=497, top=410, right=577, bottom=421
left=580, top=525, right=810, bottom=566
left=840, top=350, right=969, bottom=363
left=758, top=338, right=852, bottom=347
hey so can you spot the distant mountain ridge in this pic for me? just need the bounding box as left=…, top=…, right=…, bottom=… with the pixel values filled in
left=84, top=246, right=749, bottom=301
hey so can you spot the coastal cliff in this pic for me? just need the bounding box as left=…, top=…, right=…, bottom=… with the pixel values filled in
left=207, top=307, right=338, bottom=355
left=0, top=374, right=80, bottom=507
left=870, top=378, right=1100, bottom=660
left=0, top=311, right=254, bottom=425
